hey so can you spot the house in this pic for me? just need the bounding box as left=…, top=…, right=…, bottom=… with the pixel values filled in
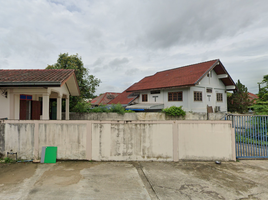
left=248, top=92, right=258, bottom=104
left=107, top=85, right=139, bottom=107
left=0, top=69, right=80, bottom=120
left=125, top=59, right=236, bottom=113
left=91, top=92, right=120, bottom=107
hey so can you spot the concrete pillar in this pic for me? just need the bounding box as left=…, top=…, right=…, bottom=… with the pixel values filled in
left=57, top=94, right=62, bottom=120
left=14, top=94, right=20, bottom=120
left=65, top=97, right=69, bottom=120
left=42, top=94, right=50, bottom=120
left=9, top=89, right=14, bottom=119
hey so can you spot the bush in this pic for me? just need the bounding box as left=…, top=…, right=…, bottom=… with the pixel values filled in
left=162, top=106, right=186, bottom=117
left=89, top=104, right=109, bottom=113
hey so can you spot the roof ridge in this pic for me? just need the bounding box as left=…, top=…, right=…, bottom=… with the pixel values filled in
left=155, top=59, right=219, bottom=74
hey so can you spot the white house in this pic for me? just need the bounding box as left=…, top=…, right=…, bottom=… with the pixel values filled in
left=0, top=69, right=80, bottom=120
left=125, top=59, right=236, bottom=113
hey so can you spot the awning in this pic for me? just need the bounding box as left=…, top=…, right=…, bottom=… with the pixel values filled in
left=126, top=103, right=164, bottom=111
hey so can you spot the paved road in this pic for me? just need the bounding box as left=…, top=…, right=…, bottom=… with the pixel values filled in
left=1, top=160, right=268, bottom=199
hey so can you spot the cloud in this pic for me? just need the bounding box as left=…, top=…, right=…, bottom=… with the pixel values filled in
left=1, top=0, right=268, bottom=94
left=109, top=57, right=129, bottom=68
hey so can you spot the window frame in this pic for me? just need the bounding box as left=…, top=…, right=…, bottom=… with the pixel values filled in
left=168, top=92, right=183, bottom=101
left=194, top=91, right=202, bottom=102
left=142, top=94, right=148, bottom=102
left=216, top=93, right=223, bottom=102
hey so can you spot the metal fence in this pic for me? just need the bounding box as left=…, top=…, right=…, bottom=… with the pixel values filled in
left=227, top=114, right=268, bottom=158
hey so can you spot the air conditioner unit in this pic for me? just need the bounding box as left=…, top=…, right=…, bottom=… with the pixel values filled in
left=215, top=106, right=221, bottom=112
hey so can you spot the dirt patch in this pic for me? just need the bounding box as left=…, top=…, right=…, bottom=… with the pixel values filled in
left=0, top=163, right=37, bottom=185
left=34, top=161, right=100, bottom=187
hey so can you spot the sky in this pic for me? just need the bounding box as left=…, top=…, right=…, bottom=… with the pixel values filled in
left=1, top=0, right=268, bottom=95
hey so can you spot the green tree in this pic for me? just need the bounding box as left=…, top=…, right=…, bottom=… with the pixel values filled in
left=251, top=75, right=268, bottom=115
left=227, top=80, right=251, bottom=113
left=47, top=53, right=101, bottom=111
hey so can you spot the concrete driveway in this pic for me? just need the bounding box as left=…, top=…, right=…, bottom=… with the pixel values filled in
left=0, top=160, right=267, bottom=200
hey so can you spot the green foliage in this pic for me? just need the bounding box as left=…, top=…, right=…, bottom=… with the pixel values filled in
left=109, top=103, right=126, bottom=115
left=88, top=104, right=134, bottom=114
left=4, top=157, right=15, bottom=163
left=251, top=75, right=268, bottom=115
left=162, top=106, right=186, bottom=117
left=47, top=53, right=101, bottom=112
left=227, top=80, right=251, bottom=113
left=90, top=105, right=109, bottom=113
left=72, top=101, right=92, bottom=113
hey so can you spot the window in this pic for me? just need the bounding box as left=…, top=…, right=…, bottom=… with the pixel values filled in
left=20, top=94, right=32, bottom=100
left=206, top=88, right=212, bottom=93
left=194, top=91, right=202, bottom=101
left=142, top=94, right=148, bottom=102
left=168, top=92, right=183, bottom=101
left=217, top=93, right=223, bottom=102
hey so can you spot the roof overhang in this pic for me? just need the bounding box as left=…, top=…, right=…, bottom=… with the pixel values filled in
left=63, top=72, right=80, bottom=96
left=0, top=82, right=61, bottom=87
left=196, top=60, right=237, bottom=91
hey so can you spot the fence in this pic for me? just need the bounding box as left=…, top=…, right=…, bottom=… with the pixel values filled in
left=226, top=114, right=268, bottom=158
left=0, top=120, right=235, bottom=161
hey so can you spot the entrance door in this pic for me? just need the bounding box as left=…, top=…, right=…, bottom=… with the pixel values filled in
left=31, top=101, right=41, bottom=120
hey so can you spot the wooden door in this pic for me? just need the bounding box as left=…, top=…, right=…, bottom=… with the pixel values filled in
left=31, top=101, right=41, bottom=120
left=20, top=100, right=27, bottom=120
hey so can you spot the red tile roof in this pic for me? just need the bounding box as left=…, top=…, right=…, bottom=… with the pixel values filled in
left=108, top=84, right=139, bottom=105
left=91, top=92, right=120, bottom=105
left=0, top=69, right=75, bottom=85
left=248, top=92, right=258, bottom=103
left=127, top=59, right=235, bottom=92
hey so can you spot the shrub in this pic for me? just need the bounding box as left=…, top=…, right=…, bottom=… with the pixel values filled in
left=89, top=104, right=109, bottom=113
left=109, top=104, right=126, bottom=115
left=162, top=106, right=186, bottom=117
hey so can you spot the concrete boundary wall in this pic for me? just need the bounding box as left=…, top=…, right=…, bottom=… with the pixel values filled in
left=63, top=112, right=226, bottom=121
left=1, top=120, right=235, bottom=161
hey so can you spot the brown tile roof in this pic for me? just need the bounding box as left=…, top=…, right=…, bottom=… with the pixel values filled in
left=91, top=92, right=120, bottom=105
left=127, top=59, right=235, bottom=92
left=0, top=69, right=75, bottom=84
left=108, top=84, right=139, bottom=105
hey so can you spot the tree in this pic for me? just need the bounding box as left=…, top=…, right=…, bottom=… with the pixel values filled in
left=227, top=80, right=251, bottom=113
left=47, top=53, right=101, bottom=111
left=251, top=75, right=268, bottom=115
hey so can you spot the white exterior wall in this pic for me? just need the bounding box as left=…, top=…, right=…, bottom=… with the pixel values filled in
left=135, top=69, right=227, bottom=113
left=198, top=70, right=227, bottom=112
left=0, top=90, right=9, bottom=119
left=163, top=88, right=189, bottom=110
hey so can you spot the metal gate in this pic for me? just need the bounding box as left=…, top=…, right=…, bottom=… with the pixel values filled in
left=227, top=115, right=268, bottom=158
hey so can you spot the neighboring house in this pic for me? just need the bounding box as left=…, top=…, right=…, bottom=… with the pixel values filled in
left=0, top=69, right=80, bottom=120
left=107, top=85, right=139, bottom=108
left=91, top=92, right=120, bottom=107
left=125, top=59, right=236, bottom=113
left=248, top=92, right=258, bottom=104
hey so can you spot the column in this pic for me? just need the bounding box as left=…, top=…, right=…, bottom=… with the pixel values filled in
left=65, top=97, right=69, bottom=120
left=14, top=94, right=20, bottom=120
left=42, top=94, right=50, bottom=120
left=57, top=94, right=62, bottom=120
left=9, top=89, right=14, bottom=119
